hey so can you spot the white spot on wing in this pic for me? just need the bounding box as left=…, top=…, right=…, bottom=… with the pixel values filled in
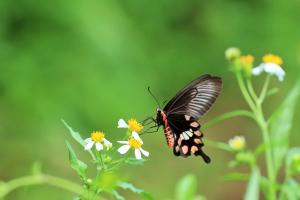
left=182, top=132, right=189, bottom=140
left=185, top=131, right=193, bottom=137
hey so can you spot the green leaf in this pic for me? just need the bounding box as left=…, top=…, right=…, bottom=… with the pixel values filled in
left=285, top=148, right=300, bottom=175
left=222, top=172, right=249, bottom=181
left=269, top=81, right=300, bottom=174
left=112, top=191, right=125, bottom=200
left=62, top=120, right=85, bottom=145
left=125, top=158, right=146, bottom=165
left=66, top=141, right=88, bottom=179
left=62, top=120, right=96, bottom=160
left=118, top=182, right=153, bottom=200
left=244, top=167, right=260, bottom=200
left=281, top=179, right=300, bottom=200
left=175, top=174, right=197, bottom=200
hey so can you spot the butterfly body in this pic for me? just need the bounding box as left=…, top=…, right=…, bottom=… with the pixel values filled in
left=154, top=74, right=222, bottom=163
left=157, top=110, right=174, bottom=148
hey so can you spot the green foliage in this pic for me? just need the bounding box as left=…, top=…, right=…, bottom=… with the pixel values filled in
left=269, top=81, right=300, bottom=174
left=118, top=182, right=154, bottom=200
left=244, top=168, right=260, bottom=200
left=222, top=48, right=300, bottom=200
left=175, top=174, right=197, bottom=200
left=66, top=141, right=88, bottom=180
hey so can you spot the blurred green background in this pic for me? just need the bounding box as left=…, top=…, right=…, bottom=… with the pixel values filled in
left=1, top=0, right=300, bottom=199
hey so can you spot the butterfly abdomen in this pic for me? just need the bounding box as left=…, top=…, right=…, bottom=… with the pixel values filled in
left=161, top=111, right=174, bottom=148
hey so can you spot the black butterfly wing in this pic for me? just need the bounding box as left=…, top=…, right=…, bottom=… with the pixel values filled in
left=163, top=74, right=222, bottom=119
left=162, top=74, right=222, bottom=163
left=167, top=114, right=211, bottom=163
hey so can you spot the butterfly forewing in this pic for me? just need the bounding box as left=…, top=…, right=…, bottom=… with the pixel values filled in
left=164, top=74, right=222, bottom=119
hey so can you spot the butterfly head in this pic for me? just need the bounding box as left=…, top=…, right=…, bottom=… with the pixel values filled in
left=156, top=108, right=166, bottom=126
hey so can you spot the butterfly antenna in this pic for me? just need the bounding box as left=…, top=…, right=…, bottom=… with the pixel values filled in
left=147, top=86, right=161, bottom=108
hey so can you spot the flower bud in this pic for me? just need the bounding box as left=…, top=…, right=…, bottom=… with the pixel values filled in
left=291, top=154, right=300, bottom=174
left=225, top=47, right=241, bottom=61
left=229, top=136, right=245, bottom=151
left=240, top=55, right=255, bottom=78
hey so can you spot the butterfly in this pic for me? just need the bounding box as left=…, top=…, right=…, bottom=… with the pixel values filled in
left=144, top=74, right=222, bottom=163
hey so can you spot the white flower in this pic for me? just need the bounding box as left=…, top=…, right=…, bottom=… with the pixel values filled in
left=228, top=136, right=246, bottom=151
left=252, top=54, right=285, bottom=81
left=117, top=132, right=149, bottom=160
left=84, top=131, right=112, bottom=151
left=118, top=118, right=144, bottom=133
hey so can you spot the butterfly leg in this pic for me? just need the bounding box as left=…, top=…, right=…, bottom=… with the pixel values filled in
left=140, top=117, right=156, bottom=126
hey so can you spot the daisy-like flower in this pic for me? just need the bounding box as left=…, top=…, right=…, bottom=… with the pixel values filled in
left=117, top=132, right=149, bottom=159
left=252, top=54, right=285, bottom=81
left=228, top=136, right=246, bottom=151
left=84, top=131, right=112, bottom=151
left=118, top=118, right=144, bottom=133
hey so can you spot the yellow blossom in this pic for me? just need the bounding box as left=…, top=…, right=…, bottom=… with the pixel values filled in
left=128, top=137, right=143, bottom=149
left=127, top=119, right=143, bottom=133
left=91, top=131, right=105, bottom=142
left=263, top=54, right=283, bottom=65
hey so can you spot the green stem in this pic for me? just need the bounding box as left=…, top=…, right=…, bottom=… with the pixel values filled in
left=0, top=174, right=83, bottom=199
left=259, top=75, right=271, bottom=103
left=246, top=78, right=258, bottom=102
left=236, top=72, right=276, bottom=199
left=202, top=110, right=255, bottom=130
left=256, top=103, right=276, bottom=200
left=236, top=73, right=257, bottom=112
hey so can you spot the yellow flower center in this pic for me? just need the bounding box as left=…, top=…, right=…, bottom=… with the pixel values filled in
left=128, top=119, right=143, bottom=133
left=128, top=137, right=142, bottom=149
left=240, top=55, right=254, bottom=65
left=91, top=131, right=105, bottom=142
left=263, top=54, right=283, bottom=65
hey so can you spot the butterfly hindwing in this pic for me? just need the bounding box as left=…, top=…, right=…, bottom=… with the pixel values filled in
left=169, top=115, right=211, bottom=163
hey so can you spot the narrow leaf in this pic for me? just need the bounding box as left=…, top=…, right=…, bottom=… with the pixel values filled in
left=118, top=182, right=153, bottom=200
left=62, top=120, right=85, bottom=145
left=125, top=158, right=146, bottom=165
left=112, top=191, right=125, bottom=200
left=66, top=141, right=88, bottom=179
left=62, top=120, right=96, bottom=160
left=269, top=81, right=300, bottom=173
left=175, top=174, right=197, bottom=200
left=244, top=167, right=260, bottom=200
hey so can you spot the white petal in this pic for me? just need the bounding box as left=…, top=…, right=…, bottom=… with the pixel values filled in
left=84, top=140, right=94, bottom=150
left=118, top=145, right=131, bottom=154
left=263, top=63, right=285, bottom=81
left=95, top=142, right=103, bottom=151
left=103, top=138, right=112, bottom=149
left=132, top=132, right=143, bottom=144
left=139, top=148, right=149, bottom=157
left=252, top=65, right=264, bottom=76
left=84, top=138, right=92, bottom=143
left=264, top=63, right=279, bottom=74
left=135, top=149, right=142, bottom=160
left=117, top=141, right=129, bottom=144
left=118, top=119, right=128, bottom=128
